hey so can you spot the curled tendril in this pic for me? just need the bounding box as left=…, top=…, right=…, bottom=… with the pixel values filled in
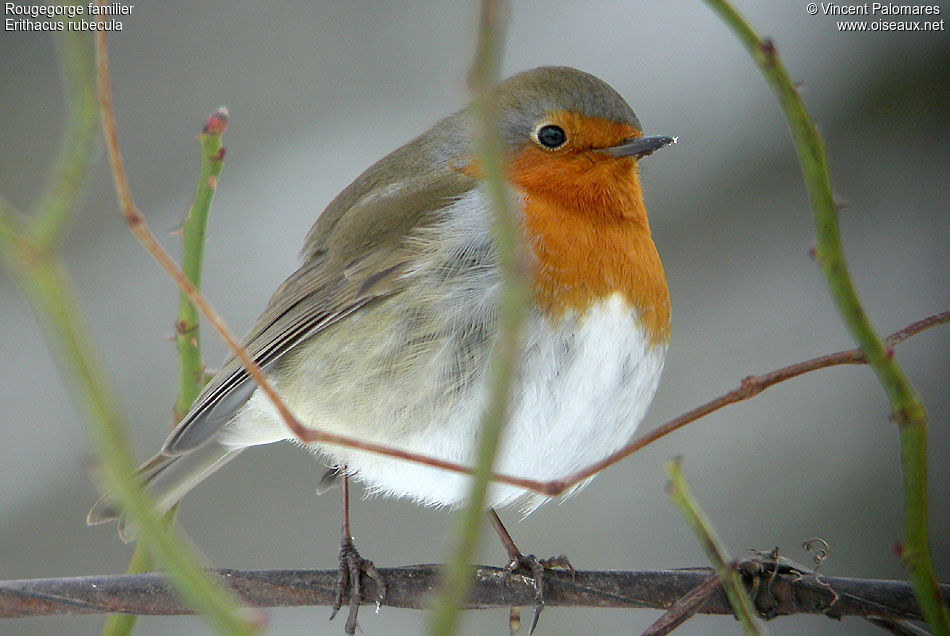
left=802, top=537, right=831, bottom=569
left=802, top=537, right=838, bottom=610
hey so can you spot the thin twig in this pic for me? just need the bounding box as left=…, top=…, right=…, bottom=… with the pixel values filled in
left=665, top=459, right=765, bottom=635
left=700, top=2, right=948, bottom=633
left=548, top=309, right=949, bottom=495
left=1, top=567, right=941, bottom=620
left=642, top=572, right=720, bottom=636
left=0, top=24, right=251, bottom=636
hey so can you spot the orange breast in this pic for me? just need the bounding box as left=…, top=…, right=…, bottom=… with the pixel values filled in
left=507, top=134, right=671, bottom=346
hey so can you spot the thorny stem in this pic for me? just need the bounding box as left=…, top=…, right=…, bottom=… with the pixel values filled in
left=174, top=108, right=229, bottom=419
left=701, top=2, right=948, bottom=632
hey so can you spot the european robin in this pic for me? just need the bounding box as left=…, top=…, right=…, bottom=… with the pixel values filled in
left=88, top=66, right=674, bottom=633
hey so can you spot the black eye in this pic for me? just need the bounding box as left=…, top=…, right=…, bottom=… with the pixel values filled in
left=536, top=125, right=566, bottom=149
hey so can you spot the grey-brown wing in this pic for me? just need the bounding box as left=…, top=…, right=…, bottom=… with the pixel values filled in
left=161, top=170, right=476, bottom=455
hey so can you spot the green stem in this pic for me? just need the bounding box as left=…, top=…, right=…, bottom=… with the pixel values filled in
left=28, top=14, right=99, bottom=249
left=0, top=220, right=259, bottom=636
left=701, top=2, right=947, bottom=633
left=174, top=108, right=228, bottom=419
left=665, top=458, right=765, bottom=635
left=427, top=2, right=522, bottom=635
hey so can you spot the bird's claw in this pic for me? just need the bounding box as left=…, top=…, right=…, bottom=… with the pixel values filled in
left=330, top=537, right=386, bottom=635
left=500, top=553, right=574, bottom=634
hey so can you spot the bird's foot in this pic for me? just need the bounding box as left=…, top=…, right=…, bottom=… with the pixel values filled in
left=330, top=536, right=386, bottom=635
left=501, top=553, right=574, bottom=634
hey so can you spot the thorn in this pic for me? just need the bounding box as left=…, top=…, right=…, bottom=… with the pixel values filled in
left=759, top=37, right=777, bottom=65
left=892, top=540, right=904, bottom=559
left=807, top=243, right=818, bottom=261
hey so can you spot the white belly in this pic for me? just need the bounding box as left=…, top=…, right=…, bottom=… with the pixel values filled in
left=274, top=293, right=667, bottom=513
left=217, top=189, right=667, bottom=513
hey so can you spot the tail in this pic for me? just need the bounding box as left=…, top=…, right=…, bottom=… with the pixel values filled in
left=87, top=442, right=241, bottom=542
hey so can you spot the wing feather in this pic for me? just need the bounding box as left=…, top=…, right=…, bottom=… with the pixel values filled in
left=162, top=170, right=476, bottom=455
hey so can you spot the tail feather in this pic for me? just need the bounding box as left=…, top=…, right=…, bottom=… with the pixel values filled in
left=87, top=442, right=240, bottom=542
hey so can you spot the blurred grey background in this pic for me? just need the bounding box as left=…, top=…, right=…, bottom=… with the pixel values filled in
left=1, top=1, right=947, bottom=635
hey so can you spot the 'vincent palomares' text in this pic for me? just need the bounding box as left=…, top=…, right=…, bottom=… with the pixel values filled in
left=817, top=3, right=940, bottom=15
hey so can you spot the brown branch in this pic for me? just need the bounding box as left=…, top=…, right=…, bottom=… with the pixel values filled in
left=92, top=11, right=950, bottom=504
left=91, top=11, right=542, bottom=495
left=547, top=309, right=950, bottom=494
left=1, top=565, right=943, bottom=622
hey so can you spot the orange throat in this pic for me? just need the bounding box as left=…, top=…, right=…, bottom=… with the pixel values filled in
left=508, top=144, right=671, bottom=346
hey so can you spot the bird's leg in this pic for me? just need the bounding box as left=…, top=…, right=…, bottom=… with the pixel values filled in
left=488, top=508, right=574, bottom=634
left=329, top=467, right=386, bottom=635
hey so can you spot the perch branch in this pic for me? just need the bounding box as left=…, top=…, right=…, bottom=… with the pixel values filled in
left=1, top=566, right=943, bottom=622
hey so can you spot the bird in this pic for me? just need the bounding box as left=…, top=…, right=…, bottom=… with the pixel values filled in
left=88, top=65, right=674, bottom=634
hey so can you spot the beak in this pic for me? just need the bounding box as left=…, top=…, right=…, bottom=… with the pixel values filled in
left=599, top=135, right=676, bottom=159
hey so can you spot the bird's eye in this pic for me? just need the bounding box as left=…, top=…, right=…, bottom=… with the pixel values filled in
left=536, top=125, right=567, bottom=149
